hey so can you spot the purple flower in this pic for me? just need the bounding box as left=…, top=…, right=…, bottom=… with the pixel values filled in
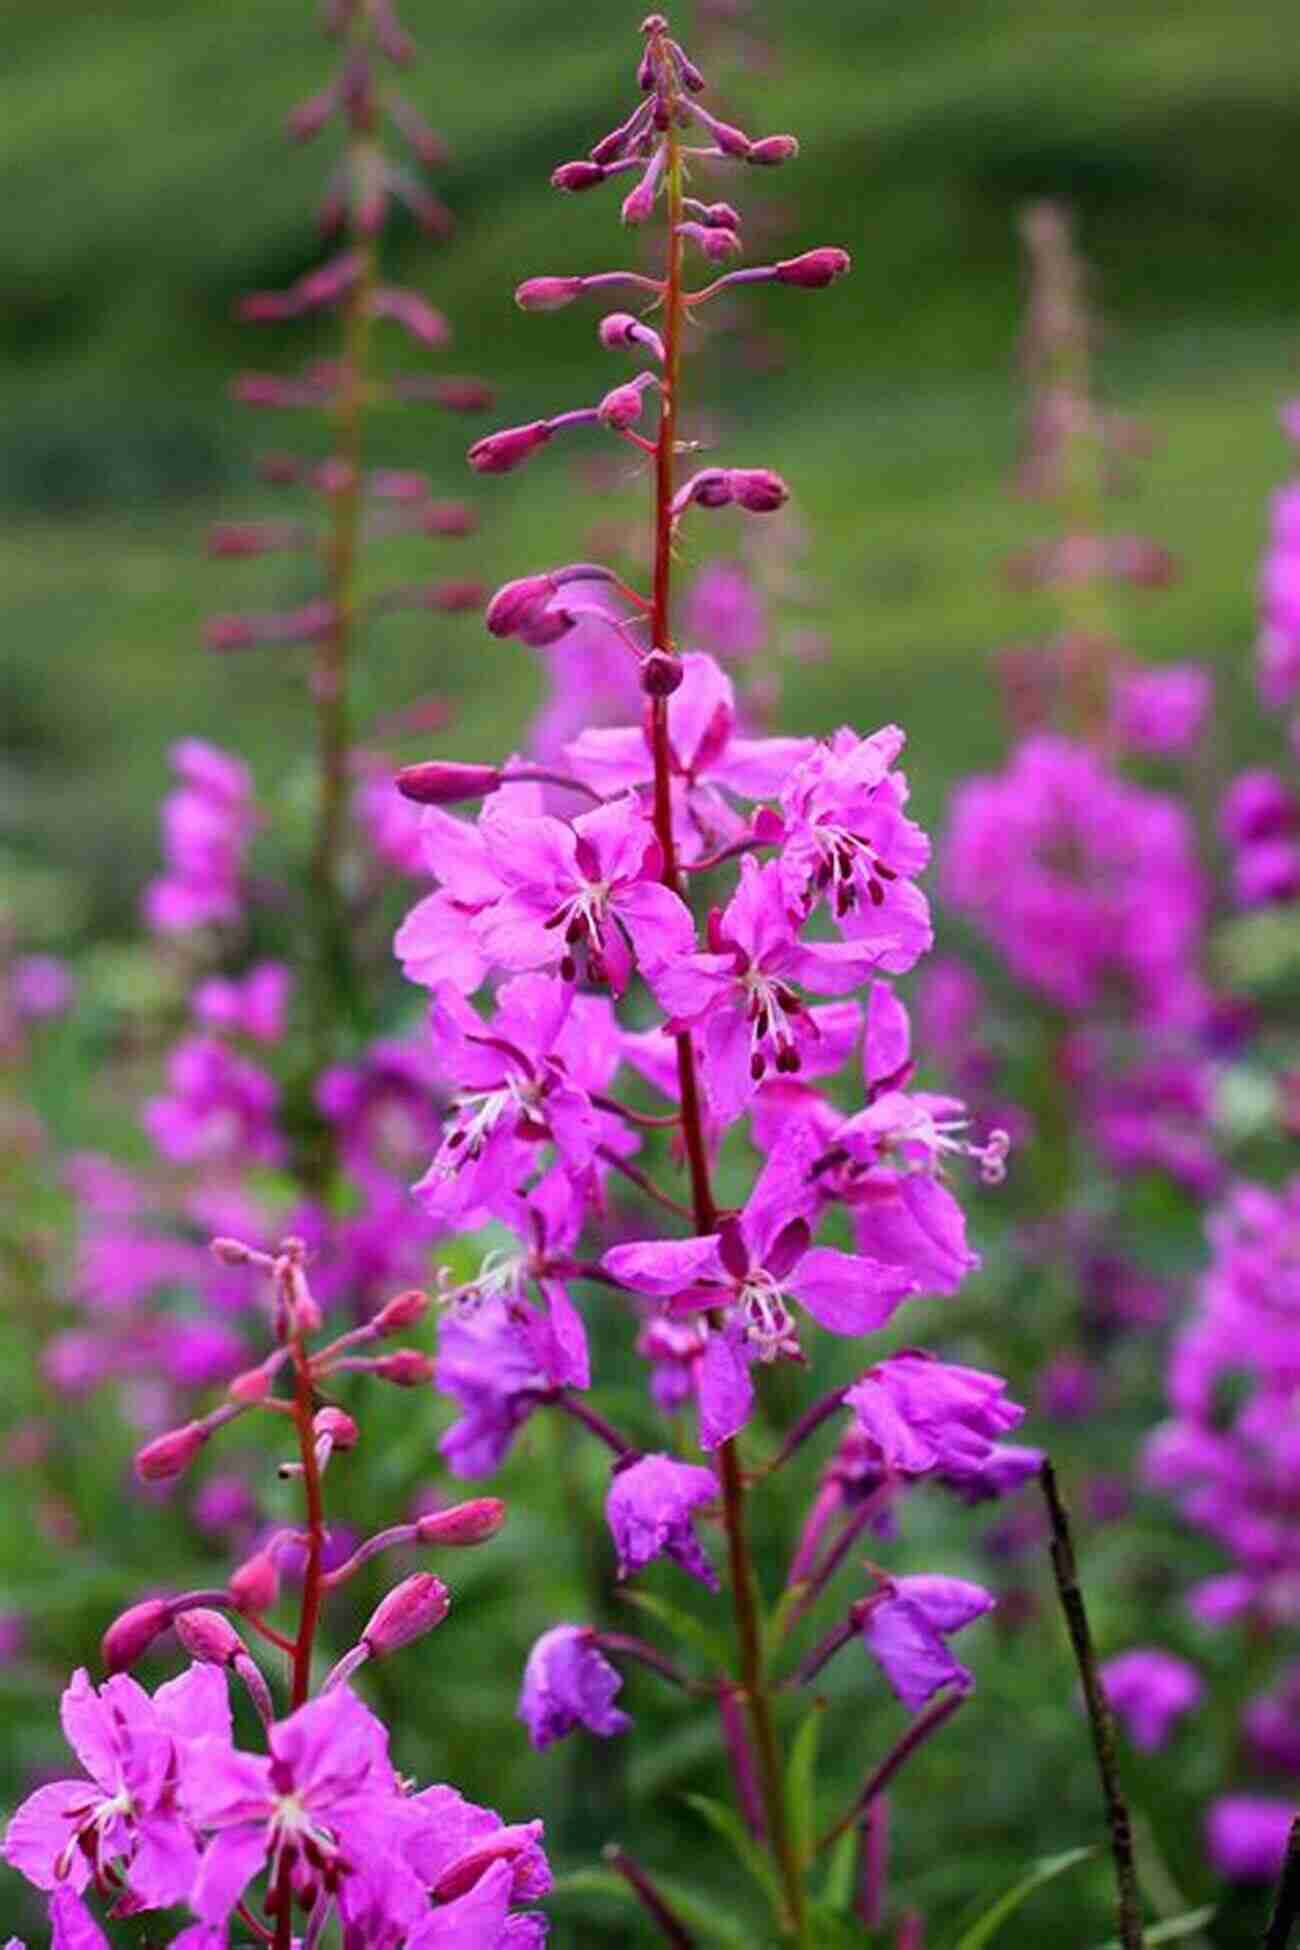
left=474, top=793, right=696, bottom=995
left=1110, top=664, right=1211, bottom=755
left=192, top=962, right=292, bottom=1044
left=3, top=1664, right=228, bottom=1907
left=1205, top=1796, right=1296, bottom=1881
left=142, top=1035, right=282, bottom=1169
left=518, top=1626, right=631, bottom=1749
left=860, top=1575, right=995, bottom=1709
left=187, top=1686, right=421, bottom=1927
left=45, top=1890, right=110, bottom=1950
left=775, top=727, right=932, bottom=970
left=411, top=977, right=615, bottom=1229
left=142, top=739, right=256, bottom=936
left=10, top=955, right=74, bottom=1022
left=1099, top=1649, right=1202, bottom=1751
left=604, top=1136, right=916, bottom=1447
left=435, top=1299, right=554, bottom=1479
left=683, top=560, right=766, bottom=660
left=845, top=1353, right=1024, bottom=1477
left=393, top=774, right=544, bottom=995
left=606, top=1453, right=719, bottom=1588
left=648, top=856, right=880, bottom=1121
left=1244, top=1668, right=1300, bottom=1772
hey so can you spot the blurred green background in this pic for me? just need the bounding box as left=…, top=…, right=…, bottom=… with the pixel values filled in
left=4, top=0, right=1300, bottom=1943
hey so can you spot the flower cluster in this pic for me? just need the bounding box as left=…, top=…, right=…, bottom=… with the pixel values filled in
left=3, top=1240, right=548, bottom=1946
left=1146, top=1174, right=1300, bottom=1881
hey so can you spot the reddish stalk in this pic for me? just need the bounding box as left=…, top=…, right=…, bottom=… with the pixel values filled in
left=273, top=1339, right=327, bottom=1950
left=643, top=88, right=807, bottom=1945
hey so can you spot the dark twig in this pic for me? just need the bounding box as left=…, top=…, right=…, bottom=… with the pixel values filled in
left=1262, top=1816, right=1300, bottom=1950
left=604, top=1844, right=696, bottom=1948
left=1039, top=1458, right=1144, bottom=1950
left=816, top=1684, right=968, bottom=1854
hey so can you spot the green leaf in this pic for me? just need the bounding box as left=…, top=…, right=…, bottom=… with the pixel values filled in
left=684, top=1790, right=787, bottom=1919
left=1090, top=1908, right=1215, bottom=1949
left=806, top=1902, right=874, bottom=1949
left=786, top=1701, right=824, bottom=1868
left=821, top=1825, right=858, bottom=1914
left=549, top=1861, right=755, bottom=1949
left=948, top=1845, right=1098, bottom=1950
left=618, top=1587, right=733, bottom=1671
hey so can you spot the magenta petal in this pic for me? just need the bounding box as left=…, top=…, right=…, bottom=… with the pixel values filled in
left=3, top=1780, right=91, bottom=1892
left=788, top=1246, right=916, bottom=1335
left=697, top=1329, right=754, bottom=1449
left=864, top=980, right=911, bottom=1089
left=59, top=1668, right=124, bottom=1790
left=407, top=1857, right=513, bottom=1947
left=191, top=1823, right=269, bottom=1923
left=127, top=1814, right=200, bottom=1909
left=860, top=1597, right=968, bottom=1710
left=603, top=1234, right=721, bottom=1294
left=48, top=1889, right=110, bottom=1950
left=617, top=880, right=697, bottom=972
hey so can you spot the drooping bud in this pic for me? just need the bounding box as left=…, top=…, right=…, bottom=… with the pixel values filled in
left=362, top=1573, right=451, bottom=1655
left=102, top=1598, right=172, bottom=1674
left=516, top=277, right=586, bottom=313
left=211, top=1236, right=258, bottom=1267
left=228, top=1551, right=279, bottom=1616
left=395, top=761, right=500, bottom=808
left=552, top=160, right=607, bottom=192
left=228, top=1365, right=273, bottom=1405
left=415, top=1497, right=507, bottom=1546
left=729, top=468, right=790, bottom=513
left=693, top=106, right=752, bottom=158
left=599, top=381, right=649, bottom=430
left=468, top=420, right=554, bottom=475
left=775, top=248, right=852, bottom=289
left=374, top=1287, right=432, bottom=1331
left=679, top=222, right=741, bottom=262
left=642, top=650, right=685, bottom=697
left=748, top=134, right=800, bottom=166
left=374, top=1349, right=436, bottom=1386
left=421, top=500, right=477, bottom=536
left=135, top=1422, right=207, bottom=1484
left=313, top=1406, right=359, bottom=1450
left=486, top=574, right=556, bottom=637
left=174, top=1607, right=245, bottom=1666
left=598, top=312, right=666, bottom=363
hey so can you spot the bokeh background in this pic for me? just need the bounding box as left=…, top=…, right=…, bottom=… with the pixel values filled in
left=4, top=0, right=1300, bottom=1942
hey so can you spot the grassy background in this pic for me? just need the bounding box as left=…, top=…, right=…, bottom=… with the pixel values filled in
left=3, top=0, right=1300, bottom=1942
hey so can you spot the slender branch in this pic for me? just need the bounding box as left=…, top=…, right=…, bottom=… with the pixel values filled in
left=816, top=1685, right=968, bottom=1855
left=1039, top=1459, right=1144, bottom=1950
left=549, top=1388, right=639, bottom=1458
left=591, top=1092, right=683, bottom=1129
left=1262, top=1817, right=1300, bottom=1950
left=595, top=1630, right=700, bottom=1692
left=604, top=1844, right=696, bottom=1949
left=597, top=1143, right=696, bottom=1220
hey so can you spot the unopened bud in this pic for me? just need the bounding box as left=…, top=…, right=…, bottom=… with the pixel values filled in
left=102, top=1598, right=172, bottom=1674
left=748, top=134, right=800, bottom=166
left=135, top=1422, right=206, bottom=1484
left=211, top=1236, right=257, bottom=1266
left=486, top=575, right=555, bottom=637
left=415, top=1497, right=506, bottom=1546
left=729, top=467, right=790, bottom=513
left=599, top=382, right=648, bottom=430
left=374, top=1287, right=432, bottom=1331
left=552, top=160, right=606, bottom=192
left=374, top=1349, right=436, bottom=1387
left=642, top=650, right=685, bottom=697
left=229, top=1552, right=279, bottom=1615
left=396, top=762, right=501, bottom=807
left=174, top=1607, right=245, bottom=1666
left=516, top=276, right=585, bottom=313
left=468, top=420, right=553, bottom=475
left=313, top=1407, right=359, bottom=1450
left=229, top=1366, right=272, bottom=1405
left=421, top=500, right=476, bottom=536
left=697, top=109, right=752, bottom=158
left=363, top=1573, right=450, bottom=1655
left=774, top=248, right=851, bottom=289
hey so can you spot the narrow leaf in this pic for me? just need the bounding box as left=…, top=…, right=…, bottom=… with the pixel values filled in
left=1091, top=1909, right=1215, bottom=1949
left=684, top=1790, right=786, bottom=1918
left=949, top=1845, right=1097, bottom=1950
left=821, top=1825, right=858, bottom=1915
left=786, top=1701, right=824, bottom=1867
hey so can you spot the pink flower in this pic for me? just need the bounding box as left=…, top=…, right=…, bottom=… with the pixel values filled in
left=518, top=1626, right=630, bottom=1749
left=1099, top=1649, right=1201, bottom=1751
left=606, top=1453, right=719, bottom=1588
left=860, top=1575, right=995, bottom=1708
left=845, top=1354, right=1024, bottom=1477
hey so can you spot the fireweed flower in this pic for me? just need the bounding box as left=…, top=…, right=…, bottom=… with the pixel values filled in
left=845, top=1353, right=1025, bottom=1479
left=606, top=1452, right=719, bottom=1588
left=142, top=739, right=256, bottom=935
left=518, top=1626, right=631, bottom=1750
left=604, top=1137, right=918, bottom=1447
left=1099, top=1649, right=1202, bottom=1752
left=859, top=1575, right=996, bottom=1709
left=3, top=1664, right=229, bottom=1906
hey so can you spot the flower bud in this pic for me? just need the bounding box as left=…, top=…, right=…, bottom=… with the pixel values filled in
left=313, top=1406, right=359, bottom=1450
left=677, top=468, right=733, bottom=511
left=552, top=160, right=606, bottom=192
left=697, top=109, right=751, bottom=158
left=599, top=382, right=648, bottom=430
left=395, top=762, right=499, bottom=808
left=362, top=1573, right=450, bottom=1655
left=135, top=1422, right=206, bottom=1484
left=468, top=420, right=553, bottom=475
left=729, top=468, right=790, bottom=513
left=516, top=276, right=586, bottom=313
left=211, top=1236, right=256, bottom=1266
left=748, top=134, right=800, bottom=166
left=642, top=650, right=685, bottom=697
left=102, top=1598, right=172, bottom=1674
left=174, top=1607, right=245, bottom=1666
left=374, top=1349, right=436, bottom=1387
left=434, top=377, right=495, bottom=411
left=775, top=248, right=851, bottom=289
left=229, top=1552, right=279, bottom=1615
left=621, top=175, right=659, bottom=225
left=415, top=1497, right=506, bottom=1546
left=517, top=605, right=577, bottom=648
left=486, top=575, right=555, bottom=637
left=229, top=1365, right=272, bottom=1405
left=374, top=1287, right=432, bottom=1331
left=421, top=500, right=476, bottom=536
